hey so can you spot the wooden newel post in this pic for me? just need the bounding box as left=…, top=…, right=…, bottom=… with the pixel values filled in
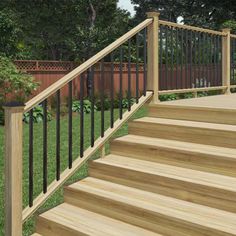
left=4, top=104, right=24, bottom=236
left=222, top=28, right=231, bottom=94
left=147, top=11, right=160, bottom=103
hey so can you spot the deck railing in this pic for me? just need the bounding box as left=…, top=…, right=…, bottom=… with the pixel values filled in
left=3, top=11, right=236, bottom=236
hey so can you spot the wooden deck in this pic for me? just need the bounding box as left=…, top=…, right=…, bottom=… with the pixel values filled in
left=160, top=93, right=236, bottom=110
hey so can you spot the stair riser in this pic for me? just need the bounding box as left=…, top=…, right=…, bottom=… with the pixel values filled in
left=110, top=141, right=236, bottom=177
left=64, top=187, right=234, bottom=236
left=36, top=217, right=88, bottom=236
left=89, top=162, right=236, bottom=213
left=148, top=106, right=236, bottom=125
left=129, top=121, right=236, bottom=148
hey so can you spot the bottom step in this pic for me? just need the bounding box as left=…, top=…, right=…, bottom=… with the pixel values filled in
left=36, top=203, right=160, bottom=236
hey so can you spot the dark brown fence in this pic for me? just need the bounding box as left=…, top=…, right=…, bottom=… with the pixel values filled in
left=14, top=60, right=145, bottom=100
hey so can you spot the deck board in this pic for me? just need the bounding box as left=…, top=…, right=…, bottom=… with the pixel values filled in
left=160, top=94, right=236, bottom=109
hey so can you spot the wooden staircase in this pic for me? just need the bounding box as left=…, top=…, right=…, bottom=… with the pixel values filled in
left=34, top=100, right=236, bottom=236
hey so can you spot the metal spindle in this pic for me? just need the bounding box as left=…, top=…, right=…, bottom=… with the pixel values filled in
left=171, top=26, right=174, bottom=89
left=42, top=99, right=47, bottom=193
left=160, top=26, right=163, bottom=90
left=110, top=53, right=114, bottom=127
left=185, top=30, right=188, bottom=88
left=119, top=47, right=123, bottom=119
left=90, top=66, right=95, bottom=147
left=214, top=35, right=217, bottom=86
left=56, top=90, right=60, bottom=180
left=176, top=28, right=178, bottom=89
left=101, top=59, right=105, bottom=137
left=198, top=32, right=201, bottom=85
left=190, top=31, right=193, bottom=87
left=128, top=39, right=131, bottom=111
left=80, top=74, right=84, bottom=157
left=165, top=26, right=168, bottom=89
left=136, top=34, right=139, bottom=103
left=143, top=28, right=147, bottom=95
left=68, top=81, right=72, bottom=168
left=181, top=29, right=183, bottom=88
left=29, top=109, right=33, bottom=207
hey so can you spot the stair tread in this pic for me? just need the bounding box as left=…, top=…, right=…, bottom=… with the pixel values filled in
left=38, top=203, right=159, bottom=236
left=132, top=117, right=236, bottom=131
left=94, top=154, right=236, bottom=192
left=114, top=134, right=236, bottom=158
left=68, top=177, right=236, bottom=234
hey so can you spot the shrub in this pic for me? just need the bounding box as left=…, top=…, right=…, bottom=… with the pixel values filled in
left=0, top=56, right=38, bottom=104
left=0, top=56, right=39, bottom=124
left=122, top=98, right=135, bottom=109
left=23, top=105, right=52, bottom=123
left=72, top=99, right=97, bottom=113
left=159, top=94, right=177, bottom=101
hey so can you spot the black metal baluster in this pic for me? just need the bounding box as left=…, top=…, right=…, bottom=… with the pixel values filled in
left=128, top=39, right=131, bottom=111
left=119, top=47, right=123, bottom=119
left=136, top=34, right=139, bottom=103
left=202, top=33, right=206, bottom=86
left=90, top=66, right=95, bottom=147
left=190, top=31, right=193, bottom=87
left=110, top=52, right=114, bottom=127
left=185, top=30, right=188, bottom=88
left=68, top=81, right=72, bottom=168
left=216, top=35, right=220, bottom=85
left=233, top=39, right=235, bottom=84
left=56, top=90, right=60, bottom=180
left=29, top=109, right=33, bottom=207
left=214, top=35, right=217, bottom=86
left=210, top=35, right=213, bottom=85
left=181, top=28, right=183, bottom=88
left=198, top=32, right=201, bottom=86
left=101, top=59, right=105, bottom=137
left=143, top=28, right=147, bottom=95
left=165, top=26, right=168, bottom=89
left=80, top=74, right=84, bottom=157
left=160, top=26, right=163, bottom=90
left=171, top=26, right=174, bottom=89
left=176, top=28, right=178, bottom=89
left=194, top=31, right=197, bottom=86
left=43, top=99, right=47, bottom=193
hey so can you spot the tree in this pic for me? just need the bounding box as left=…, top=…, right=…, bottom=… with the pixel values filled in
left=131, top=0, right=236, bottom=29
left=0, top=0, right=130, bottom=61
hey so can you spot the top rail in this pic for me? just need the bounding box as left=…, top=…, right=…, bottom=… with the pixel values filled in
left=24, top=18, right=152, bottom=112
left=159, top=20, right=226, bottom=36
left=230, top=34, right=236, bottom=39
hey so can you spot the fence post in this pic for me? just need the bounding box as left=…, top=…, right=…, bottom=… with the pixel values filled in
left=222, top=28, right=231, bottom=94
left=147, top=11, right=160, bottom=103
left=4, top=103, right=24, bottom=236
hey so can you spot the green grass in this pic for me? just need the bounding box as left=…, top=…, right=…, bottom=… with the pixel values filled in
left=0, top=107, right=147, bottom=235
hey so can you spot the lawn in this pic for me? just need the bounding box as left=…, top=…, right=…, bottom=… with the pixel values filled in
left=0, top=107, right=147, bottom=235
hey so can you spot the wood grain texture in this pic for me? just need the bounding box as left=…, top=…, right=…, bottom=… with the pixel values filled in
left=110, top=134, right=236, bottom=177
left=129, top=117, right=236, bottom=148
left=64, top=177, right=236, bottom=236
left=4, top=106, right=24, bottom=236
left=89, top=155, right=236, bottom=213
left=36, top=203, right=159, bottom=236
left=148, top=103, right=236, bottom=125
left=159, top=20, right=226, bottom=36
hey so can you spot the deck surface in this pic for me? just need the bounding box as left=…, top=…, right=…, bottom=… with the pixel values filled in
left=160, top=94, right=236, bottom=109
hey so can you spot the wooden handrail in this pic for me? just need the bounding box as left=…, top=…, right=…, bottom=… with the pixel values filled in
left=230, top=34, right=236, bottom=39
left=159, top=20, right=227, bottom=36
left=24, top=19, right=152, bottom=112
left=22, top=91, right=153, bottom=222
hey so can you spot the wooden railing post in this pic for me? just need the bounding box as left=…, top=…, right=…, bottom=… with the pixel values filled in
left=4, top=104, right=24, bottom=236
left=222, top=28, right=231, bottom=94
left=147, top=11, right=160, bottom=103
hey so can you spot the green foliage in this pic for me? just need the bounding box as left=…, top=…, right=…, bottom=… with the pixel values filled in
left=159, top=94, right=177, bottom=101
left=23, top=105, right=52, bottom=124
left=122, top=97, right=136, bottom=108
left=72, top=99, right=97, bottom=113
left=0, top=56, right=39, bottom=105
left=0, top=0, right=130, bottom=61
